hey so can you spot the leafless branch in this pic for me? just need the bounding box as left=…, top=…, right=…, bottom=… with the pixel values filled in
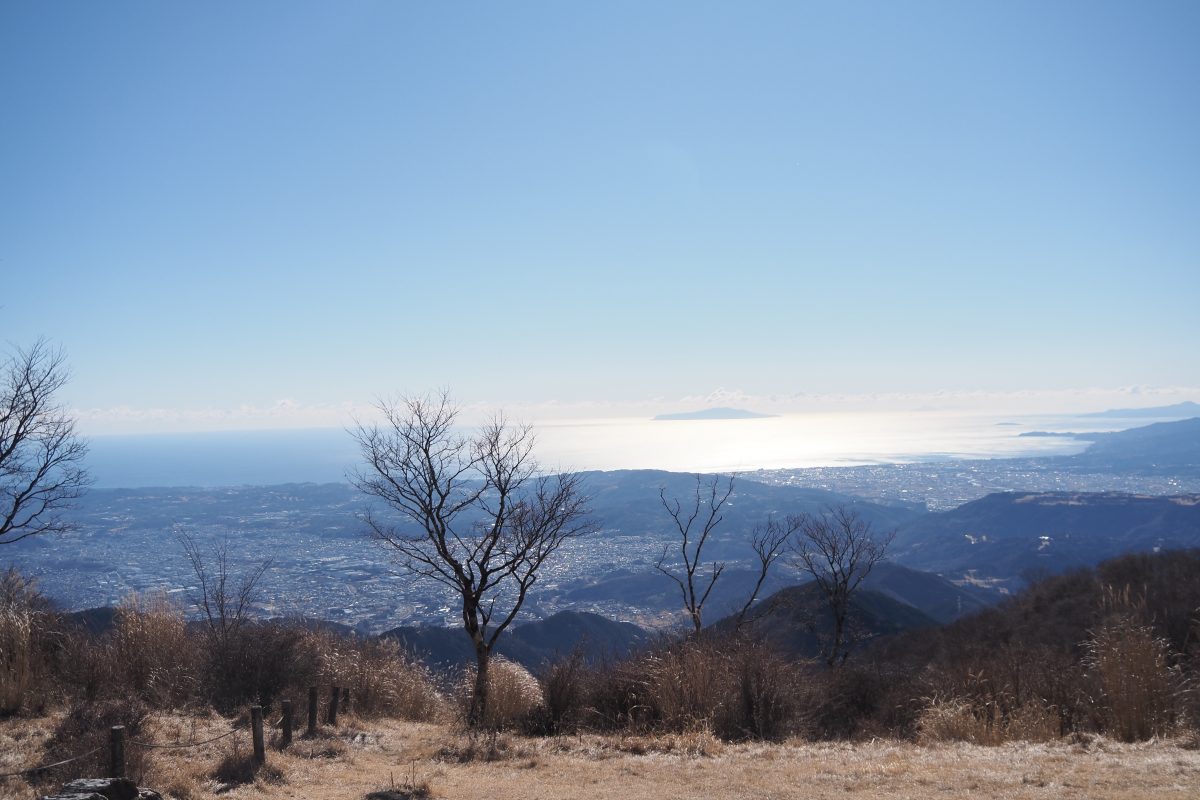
left=790, top=505, right=895, bottom=667
left=0, top=340, right=91, bottom=545
left=733, top=513, right=802, bottom=629
left=179, top=531, right=271, bottom=644
left=655, top=474, right=734, bottom=633
left=348, top=392, right=594, bottom=726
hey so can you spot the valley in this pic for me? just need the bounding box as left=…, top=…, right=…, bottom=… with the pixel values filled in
left=4, top=417, right=1198, bottom=642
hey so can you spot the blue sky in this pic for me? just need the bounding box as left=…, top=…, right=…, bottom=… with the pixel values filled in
left=2, top=2, right=1198, bottom=433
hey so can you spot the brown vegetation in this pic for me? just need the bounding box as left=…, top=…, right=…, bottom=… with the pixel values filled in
left=457, top=657, right=544, bottom=731
left=349, top=393, right=594, bottom=727
left=4, top=711, right=1199, bottom=800
left=0, top=549, right=1198, bottom=797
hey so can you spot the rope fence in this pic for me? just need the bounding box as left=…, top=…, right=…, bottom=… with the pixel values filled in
left=0, top=684, right=342, bottom=783
left=0, top=724, right=241, bottom=782
left=128, top=728, right=240, bottom=750
left=0, top=748, right=101, bottom=780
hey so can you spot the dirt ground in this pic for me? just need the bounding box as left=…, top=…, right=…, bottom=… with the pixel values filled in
left=4, top=714, right=1199, bottom=800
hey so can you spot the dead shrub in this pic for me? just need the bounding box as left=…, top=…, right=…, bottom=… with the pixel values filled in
left=49, top=623, right=112, bottom=705
left=580, top=634, right=803, bottom=740
left=212, top=750, right=284, bottom=787
left=0, top=601, right=32, bottom=715
left=725, top=638, right=804, bottom=740
left=160, top=777, right=201, bottom=800
left=1005, top=700, right=1064, bottom=742
left=111, top=591, right=197, bottom=707
left=1187, top=644, right=1200, bottom=736
left=148, top=763, right=203, bottom=800
left=435, top=729, right=530, bottom=763
left=197, top=621, right=307, bottom=712
left=583, top=657, right=656, bottom=731
left=528, top=648, right=588, bottom=735
left=917, top=697, right=987, bottom=744
left=917, top=696, right=1059, bottom=745
left=579, top=636, right=736, bottom=734
left=1086, top=615, right=1186, bottom=741
left=458, top=657, right=543, bottom=730
left=0, top=569, right=56, bottom=716
left=612, top=727, right=725, bottom=757
left=800, top=663, right=904, bottom=740
left=304, top=630, right=444, bottom=721
left=641, top=638, right=729, bottom=732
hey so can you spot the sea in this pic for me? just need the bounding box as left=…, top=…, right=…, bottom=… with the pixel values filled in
left=83, top=410, right=1146, bottom=489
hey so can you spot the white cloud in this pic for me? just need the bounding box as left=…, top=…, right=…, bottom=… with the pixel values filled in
left=74, top=385, right=1200, bottom=435
left=75, top=399, right=378, bottom=435
left=503, top=385, right=1200, bottom=422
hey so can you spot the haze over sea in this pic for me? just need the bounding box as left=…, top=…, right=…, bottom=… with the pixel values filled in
left=84, top=410, right=1144, bottom=489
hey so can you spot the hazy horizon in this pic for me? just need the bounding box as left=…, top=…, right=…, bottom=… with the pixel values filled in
left=69, top=387, right=1200, bottom=438
left=82, top=405, right=1194, bottom=489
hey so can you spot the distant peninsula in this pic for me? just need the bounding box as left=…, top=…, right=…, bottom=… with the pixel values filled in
left=652, top=407, right=777, bottom=421
left=1018, top=430, right=1091, bottom=439
left=1081, top=401, right=1200, bottom=419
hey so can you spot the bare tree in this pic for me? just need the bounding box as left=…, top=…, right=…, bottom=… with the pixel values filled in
left=0, top=340, right=91, bottom=545
left=732, top=514, right=801, bottom=629
left=791, top=506, right=894, bottom=667
left=179, top=532, right=270, bottom=644
left=179, top=531, right=274, bottom=708
left=656, top=474, right=734, bottom=634
left=657, top=475, right=800, bottom=634
left=350, top=392, right=594, bottom=726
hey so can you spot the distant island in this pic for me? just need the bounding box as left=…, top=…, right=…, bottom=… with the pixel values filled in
left=653, top=407, right=778, bottom=421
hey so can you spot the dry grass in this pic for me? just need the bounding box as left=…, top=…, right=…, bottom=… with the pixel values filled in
left=582, top=635, right=806, bottom=740
left=917, top=697, right=1061, bottom=746
left=433, top=730, right=534, bottom=764
left=0, top=569, right=41, bottom=715
left=5, top=712, right=1199, bottom=800
left=0, top=604, right=31, bottom=715
left=1086, top=616, right=1187, bottom=742
left=458, top=657, right=543, bottom=730
left=307, top=631, right=445, bottom=722
left=112, top=591, right=198, bottom=707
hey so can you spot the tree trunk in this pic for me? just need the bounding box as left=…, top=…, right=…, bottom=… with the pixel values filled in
left=828, top=602, right=846, bottom=668
left=468, top=644, right=491, bottom=728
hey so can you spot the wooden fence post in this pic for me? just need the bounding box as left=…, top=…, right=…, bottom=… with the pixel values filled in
left=328, top=685, right=340, bottom=726
left=109, top=725, right=125, bottom=778
left=281, top=699, right=293, bottom=748
left=341, top=686, right=350, bottom=716
left=307, top=687, right=318, bottom=735
left=251, top=706, right=265, bottom=765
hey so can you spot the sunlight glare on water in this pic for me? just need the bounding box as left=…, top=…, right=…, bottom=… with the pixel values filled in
left=531, top=411, right=1107, bottom=473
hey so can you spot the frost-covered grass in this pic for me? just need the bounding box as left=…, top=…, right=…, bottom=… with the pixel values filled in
left=5, top=713, right=1198, bottom=800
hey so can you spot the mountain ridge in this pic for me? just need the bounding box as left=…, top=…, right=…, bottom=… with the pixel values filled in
left=892, top=490, right=1200, bottom=588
